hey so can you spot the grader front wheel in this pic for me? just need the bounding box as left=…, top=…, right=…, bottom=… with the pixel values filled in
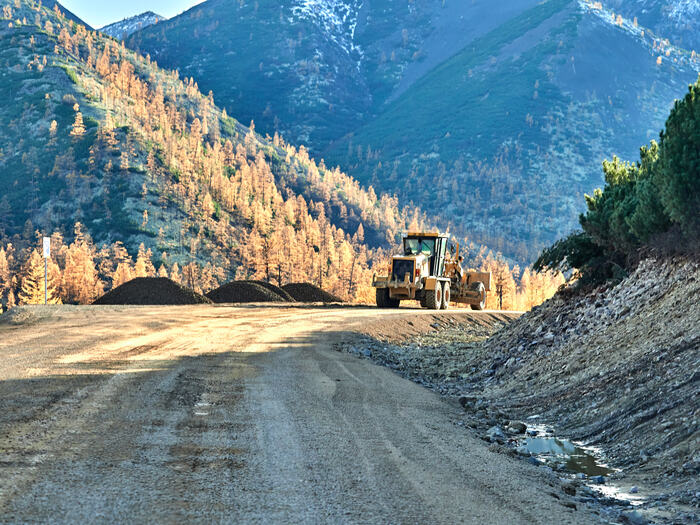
left=425, top=284, right=442, bottom=310
left=376, top=287, right=400, bottom=308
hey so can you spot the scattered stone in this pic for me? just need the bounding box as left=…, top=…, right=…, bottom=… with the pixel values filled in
left=562, top=482, right=577, bottom=496
left=590, top=475, right=606, bottom=484
left=486, top=426, right=505, bottom=442
left=506, top=421, right=527, bottom=434
left=515, top=446, right=531, bottom=456
left=629, top=486, right=638, bottom=494
left=621, top=510, right=647, bottom=525
left=458, top=396, right=477, bottom=409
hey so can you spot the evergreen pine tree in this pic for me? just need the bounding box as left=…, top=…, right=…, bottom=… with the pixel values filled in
left=112, top=262, right=133, bottom=288
left=653, top=77, right=700, bottom=236
left=134, top=243, right=155, bottom=277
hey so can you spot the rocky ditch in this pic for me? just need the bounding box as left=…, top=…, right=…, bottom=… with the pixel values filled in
left=339, top=257, right=699, bottom=524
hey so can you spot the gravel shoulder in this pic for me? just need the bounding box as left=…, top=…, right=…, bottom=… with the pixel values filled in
left=0, top=305, right=600, bottom=523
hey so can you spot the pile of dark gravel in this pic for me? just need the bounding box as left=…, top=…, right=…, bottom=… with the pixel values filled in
left=93, top=278, right=212, bottom=305
left=282, top=283, right=343, bottom=303
left=206, top=281, right=291, bottom=303
left=246, top=280, right=296, bottom=302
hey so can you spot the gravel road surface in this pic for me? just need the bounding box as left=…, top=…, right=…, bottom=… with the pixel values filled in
left=0, top=305, right=603, bottom=523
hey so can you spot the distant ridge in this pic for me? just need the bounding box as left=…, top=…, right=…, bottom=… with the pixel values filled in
left=100, top=11, right=164, bottom=40
left=42, top=0, right=92, bottom=30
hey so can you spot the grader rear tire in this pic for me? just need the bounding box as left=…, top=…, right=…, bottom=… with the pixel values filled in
left=441, top=282, right=451, bottom=310
left=425, top=284, right=442, bottom=310
left=376, top=287, right=400, bottom=308
left=469, top=282, right=486, bottom=311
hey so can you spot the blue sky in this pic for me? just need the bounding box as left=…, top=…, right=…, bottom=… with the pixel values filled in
left=59, top=1, right=204, bottom=28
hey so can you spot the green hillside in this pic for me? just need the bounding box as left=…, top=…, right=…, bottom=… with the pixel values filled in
left=325, top=0, right=699, bottom=261
left=125, top=0, right=699, bottom=264
left=127, top=0, right=371, bottom=149
left=0, top=0, right=428, bottom=302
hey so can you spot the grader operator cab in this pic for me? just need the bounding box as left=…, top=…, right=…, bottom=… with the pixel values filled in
left=372, top=232, right=492, bottom=310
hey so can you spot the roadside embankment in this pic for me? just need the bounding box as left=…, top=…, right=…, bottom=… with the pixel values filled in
left=340, top=258, right=699, bottom=524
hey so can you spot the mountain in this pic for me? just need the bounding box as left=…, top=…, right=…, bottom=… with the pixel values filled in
left=0, top=0, right=430, bottom=301
left=126, top=0, right=700, bottom=263
left=601, top=0, right=700, bottom=52
left=100, top=11, right=165, bottom=40
left=326, top=0, right=700, bottom=260
left=127, top=0, right=542, bottom=157
left=37, top=0, right=92, bottom=29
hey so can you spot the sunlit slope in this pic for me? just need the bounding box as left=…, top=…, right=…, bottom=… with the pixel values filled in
left=0, top=0, right=428, bottom=299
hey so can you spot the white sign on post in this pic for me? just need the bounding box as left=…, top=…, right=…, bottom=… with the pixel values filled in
left=42, top=237, right=50, bottom=305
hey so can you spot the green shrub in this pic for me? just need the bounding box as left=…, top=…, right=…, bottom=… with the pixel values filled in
left=653, top=79, right=700, bottom=236
left=60, top=65, right=79, bottom=84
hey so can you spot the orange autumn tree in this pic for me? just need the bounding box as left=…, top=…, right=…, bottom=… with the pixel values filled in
left=18, top=249, right=62, bottom=305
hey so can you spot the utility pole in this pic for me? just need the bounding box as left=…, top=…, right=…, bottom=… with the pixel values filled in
left=42, top=237, right=50, bottom=305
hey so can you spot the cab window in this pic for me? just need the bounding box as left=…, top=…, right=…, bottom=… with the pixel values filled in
left=404, top=238, right=435, bottom=256
left=404, top=238, right=420, bottom=255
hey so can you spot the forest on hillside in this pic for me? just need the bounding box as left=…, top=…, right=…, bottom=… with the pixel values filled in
left=125, top=0, right=700, bottom=264
left=0, top=0, right=402, bottom=303
left=0, top=0, right=564, bottom=311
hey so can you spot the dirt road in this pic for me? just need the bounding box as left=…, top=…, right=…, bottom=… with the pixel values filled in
left=0, top=305, right=602, bottom=523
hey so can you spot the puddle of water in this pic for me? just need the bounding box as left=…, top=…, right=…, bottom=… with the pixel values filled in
left=521, top=436, right=615, bottom=477
left=517, top=422, right=646, bottom=507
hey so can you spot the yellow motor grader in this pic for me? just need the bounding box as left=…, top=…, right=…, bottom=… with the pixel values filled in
left=372, top=232, right=492, bottom=310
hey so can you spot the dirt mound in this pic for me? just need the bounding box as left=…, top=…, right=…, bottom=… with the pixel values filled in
left=206, top=281, right=290, bottom=303
left=245, top=280, right=296, bottom=302
left=282, top=283, right=343, bottom=303
left=93, top=278, right=212, bottom=305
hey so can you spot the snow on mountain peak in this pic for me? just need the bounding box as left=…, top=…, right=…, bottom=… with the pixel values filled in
left=291, top=0, right=364, bottom=57
left=100, top=12, right=165, bottom=41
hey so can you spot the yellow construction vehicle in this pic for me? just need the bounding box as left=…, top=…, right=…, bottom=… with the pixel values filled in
left=372, top=232, right=492, bottom=310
